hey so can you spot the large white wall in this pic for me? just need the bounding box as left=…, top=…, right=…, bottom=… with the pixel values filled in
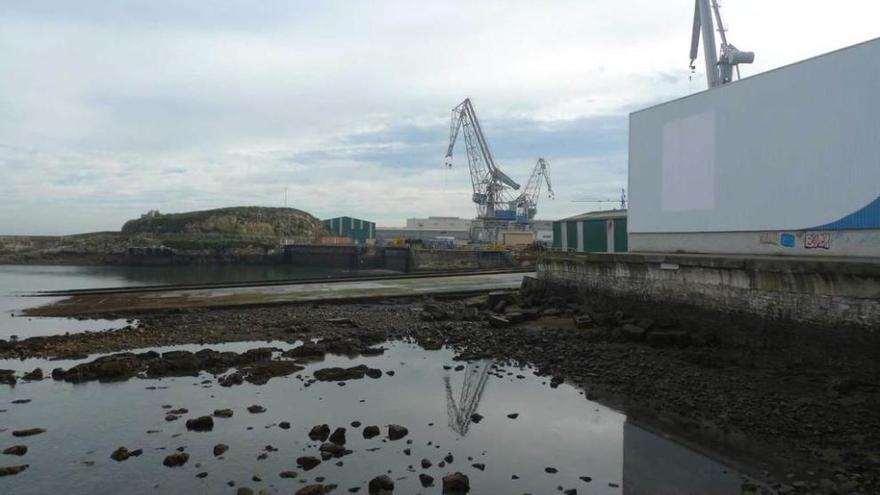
left=629, top=38, right=880, bottom=236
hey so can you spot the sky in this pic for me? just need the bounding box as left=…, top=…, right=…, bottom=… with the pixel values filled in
left=1, top=0, right=877, bottom=234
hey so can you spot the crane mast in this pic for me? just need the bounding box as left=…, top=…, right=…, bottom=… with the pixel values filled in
left=516, top=158, right=554, bottom=222
left=445, top=98, right=522, bottom=241
left=689, top=0, right=754, bottom=88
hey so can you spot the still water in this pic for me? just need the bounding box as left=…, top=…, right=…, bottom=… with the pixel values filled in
left=0, top=265, right=363, bottom=340
left=0, top=341, right=752, bottom=495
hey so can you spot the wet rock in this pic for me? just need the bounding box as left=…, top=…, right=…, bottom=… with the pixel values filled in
left=0, top=370, right=16, bottom=386
left=442, top=472, right=470, bottom=494
left=419, top=473, right=434, bottom=487
left=549, top=376, right=564, bottom=388
left=296, top=456, right=321, bottom=470
left=421, top=458, right=432, bottom=469
left=111, top=447, right=132, bottom=461
left=296, top=485, right=328, bottom=495
left=219, top=372, right=243, bottom=387
left=329, top=427, right=347, bottom=445
left=247, top=404, right=266, bottom=414
left=196, top=472, right=208, bottom=478
left=319, top=442, right=352, bottom=459
left=351, top=421, right=361, bottom=428
left=279, top=421, right=291, bottom=429
left=0, top=464, right=28, bottom=476
left=213, top=444, right=229, bottom=456
left=279, top=470, right=298, bottom=478
left=3, top=446, right=27, bottom=456
left=545, top=467, right=558, bottom=473
left=578, top=476, right=592, bottom=482
left=237, top=488, right=254, bottom=495
left=12, top=428, right=45, bottom=437
left=507, top=413, right=519, bottom=419
left=444, top=453, right=454, bottom=463
left=240, top=360, right=304, bottom=385
left=11, top=399, right=30, bottom=404
left=163, top=452, right=189, bottom=467
left=621, top=324, right=646, bottom=341
left=309, top=424, right=331, bottom=442
left=368, top=474, right=394, bottom=494
left=563, top=489, right=577, bottom=495
left=472, top=463, right=485, bottom=471
left=283, top=343, right=327, bottom=359
left=62, top=353, right=141, bottom=383
left=314, top=365, right=382, bottom=382
left=185, top=416, right=214, bottom=432
left=22, top=368, right=43, bottom=381
left=362, top=425, right=380, bottom=439
left=470, top=413, right=483, bottom=423
left=387, top=424, right=408, bottom=441
left=213, top=408, right=234, bottom=418
left=51, top=368, right=64, bottom=380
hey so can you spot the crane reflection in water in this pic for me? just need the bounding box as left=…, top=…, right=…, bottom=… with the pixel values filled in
left=444, top=359, right=494, bottom=436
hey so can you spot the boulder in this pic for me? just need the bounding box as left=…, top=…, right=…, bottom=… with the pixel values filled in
left=2, top=446, right=27, bottom=456
left=296, top=456, right=321, bottom=471
left=387, top=424, right=408, bottom=441
left=0, top=464, right=28, bottom=476
left=362, top=425, right=380, bottom=439
left=213, top=444, right=229, bottom=456
left=329, top=427, right=346, bottom=445
left=368, top=474, right=394, bottom=494
left=442, top=472, right=470, bottom=494
left=163, top=452, right=189, bottom=467
left=213, top=408, right=234, bottom=418
left=185, top=416, right=214, bottom=432
left=110, top=447, right=131, bottom=461
left=419, top=473, right=434, bottom=487
left=247, top=404, right=266, bottom=414
left=296, top=485, right=327, bottom=495
left=309, top=424, right=330, bottom=442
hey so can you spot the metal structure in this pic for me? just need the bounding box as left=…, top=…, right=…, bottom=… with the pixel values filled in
left=689, top=0, right=754, bottom=88
left=515, top=158, right=555, bottom=223
left=445, top=98, right=554, bottom=240
left=572, top=188, right=627, bottom=210
left=444, top=360, right=493, bottom=436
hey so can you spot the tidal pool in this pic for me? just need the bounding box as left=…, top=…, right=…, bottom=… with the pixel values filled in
left=0, top=341, right=754, bottom=494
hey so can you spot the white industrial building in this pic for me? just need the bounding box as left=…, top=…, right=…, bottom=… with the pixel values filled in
left=628, top=37, right=880, bottom=258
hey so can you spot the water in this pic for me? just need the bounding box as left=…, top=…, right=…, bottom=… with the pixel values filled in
left=0, top=341, right=753, bottom=495
left=0, top=265, right=367, bottom=340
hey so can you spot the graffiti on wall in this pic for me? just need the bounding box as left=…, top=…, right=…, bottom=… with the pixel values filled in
left=804, top=232, right=832, bottom=250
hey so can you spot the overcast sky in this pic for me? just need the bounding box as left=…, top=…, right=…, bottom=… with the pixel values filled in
left=1, top=1, right=877, bottom=234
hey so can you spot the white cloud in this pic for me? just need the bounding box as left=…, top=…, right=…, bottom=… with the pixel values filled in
left=0, top=0, right=878, bottom=233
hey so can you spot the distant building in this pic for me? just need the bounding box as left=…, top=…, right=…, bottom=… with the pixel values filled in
left=322, top=216, right=375, bottom=245
left=406, top=216, right=473, bottom=231
left=375, top=227, right=470, bottom=243
left=530, top=220, right=554, bottom=244
left=553, top=210, right=628, bottom=253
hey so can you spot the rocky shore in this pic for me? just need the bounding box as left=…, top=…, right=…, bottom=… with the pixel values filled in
left=2, top=284, right=878, bottom=494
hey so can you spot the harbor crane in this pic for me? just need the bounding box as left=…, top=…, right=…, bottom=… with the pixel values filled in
left=444, top=360, right=493, bottom=436
left=515, top=158, right=554, bottom=222
left=445, top=98, right=520, bottom=237
left=690, top=0, right=754, bottom=88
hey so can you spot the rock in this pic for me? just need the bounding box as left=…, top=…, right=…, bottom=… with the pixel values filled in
left=51, top=368, right=64, bottom=380
left=444, top=453, right=454, bottom=463
left=329, top=427, right=346, bottom=445
left=442, top=472, right=470, bottom=493
left=247, top=405, right=266, bottom=414
left=11, top=399, right=30, bottom=404
left=621, top=324, right=646, bottom=341
left=309, top=424, right=331, bottom=442
left=419, top=473, right=434, bottom=487
left=110, top=447, right=131, bottom=461
left=196, top=472, right=208, bottom=478
left=279, top=421, right=291, bottom=429
left=3, top=446, right=27, bottom=456
left=283, top=343, right=327, bottom=359
left=185, top=416, right=214, bottom=432
left=363, top=425, right=380, bottom=439
left=368, top=474, right=394, bottom=494
left=237, top=488, right=254, bottom=495
left=488, top=316, right=511, bottom=328
left=213, top=444, right=229, bottom=456
left=578, top=476, right=592, bottom=483
left=472, top=463, right=485, bottom=471
left=507, top=413, right=519, bottom=419
left=296, top=456, right=321, bottom=471
left=549, top=376, right=564, bottom=388
left=421, top=458, right=432, bottom=468
left=545, top=467, right=558, bottom=473
left=314, top=365, right=382, bottom=382
left=296, top=485, right=327, bottom=495
left=0, top=370, right=16, bottom=386
left=214, top=408, right=234, bottom=418
left=0, top=464, right=28, bottom=476
left=278, top=470, right=299, bottom=479
left=219, top=372, right=243, bottom=387
left=563, top=489, right=577, bottom=495
left=645, top=330, right=690, bottom=347
left=470, top=413, right=483, bottom=423
left=163, top=452, right=189, bottom=467
left=22, top=368, right=43, bottom=381
left=12, top=428, right=45, bottom=437
left=319, top=442, right=352, bottom=459
left=387, top=424, right=408, bottom=441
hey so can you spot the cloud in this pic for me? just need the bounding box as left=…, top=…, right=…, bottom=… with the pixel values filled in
left=1, top=1, right=878, bottom=234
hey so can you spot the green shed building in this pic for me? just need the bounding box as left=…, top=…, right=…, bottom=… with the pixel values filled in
left=322, top=216, right=376, bottom=244
left=552, top=209, right=628, bottom=253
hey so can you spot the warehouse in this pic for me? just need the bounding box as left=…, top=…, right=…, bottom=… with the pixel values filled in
left=628, top=38, right=880, bottom=258
left=322, top=216, right=375, bottom=245
left=552, top=210, right=628, bottom=253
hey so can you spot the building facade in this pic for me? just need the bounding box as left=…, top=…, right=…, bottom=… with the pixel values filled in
left=322, top=217, right=375, bottom=245
left=552, top=210, right=628, bottom=253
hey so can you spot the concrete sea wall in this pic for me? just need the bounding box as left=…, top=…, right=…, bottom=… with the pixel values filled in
left=538, top=252, right=880, bottom=328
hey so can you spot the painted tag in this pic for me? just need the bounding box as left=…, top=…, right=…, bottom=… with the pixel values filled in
left=779, top=233, right=796, bottom=248
left=804, top=232, right=831, bottom=250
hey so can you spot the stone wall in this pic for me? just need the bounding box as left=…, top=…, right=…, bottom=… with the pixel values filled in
left=538, top=252, right=880, bottom=328
left=411, top=249, right=512, bottom=272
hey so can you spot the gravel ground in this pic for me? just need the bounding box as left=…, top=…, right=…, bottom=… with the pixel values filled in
left=2, top=285, right=878, bottom=494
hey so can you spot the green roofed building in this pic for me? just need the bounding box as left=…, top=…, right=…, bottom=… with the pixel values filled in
left=552, top=209, right=628, bottom=253
left=322, top=216, right=376, bottom=244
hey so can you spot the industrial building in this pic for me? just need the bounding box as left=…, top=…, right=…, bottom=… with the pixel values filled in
left=628, top=37, right=880, bottom=258
left=405, top=216, right=473, bottom=231
left=322, top=216, right=375, bottom=245
left=552, top=210, right=628, bottom=253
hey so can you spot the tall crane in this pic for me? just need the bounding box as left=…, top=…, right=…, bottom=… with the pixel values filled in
left=444, top=360, right=493, bottom=436
left=515, top=158, right=554, bottom=223
left=445, top=98, right=520, bottom=240
left=689, top=0, right=754, bottom=88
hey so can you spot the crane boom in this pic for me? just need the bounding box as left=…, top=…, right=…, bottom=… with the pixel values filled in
left=516, top=158, right=555, bottom=221
left=689, top=0, right=754, bottom=89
